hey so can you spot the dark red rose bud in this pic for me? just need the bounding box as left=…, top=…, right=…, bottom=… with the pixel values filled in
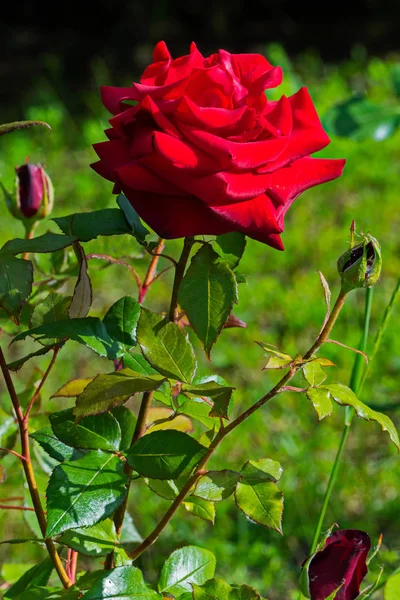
left=308, top=529, right=371, bottom=600
left=15, top=163, right=54, bottom=219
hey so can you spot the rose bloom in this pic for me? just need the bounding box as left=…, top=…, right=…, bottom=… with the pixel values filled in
left=308, top=529, right=371, bottom=600
left=92, top=42, right=345, bottom=250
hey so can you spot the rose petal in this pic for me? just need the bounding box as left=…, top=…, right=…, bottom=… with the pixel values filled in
left=115, top=161, right=186, bottom=195
left=177, top=121, right=287, bottom=169
left=121, top=188, right=231, bottom=239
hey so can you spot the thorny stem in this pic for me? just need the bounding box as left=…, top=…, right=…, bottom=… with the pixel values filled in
left=309, top=287, right=373, bottom=555
left=128, top=289, right=348, bottom=561
left=0, top=504, right=35, bottom=511
left=104, top=390, right=155, bottom=569
left=169, top=237, right=194, bottom=321
left=138, top=238, right=165, bottom=304
left=0, top=345, right=71, bottom=588
left=86, top=253, right=142, bottom=291
left=24, top=347, right=60, bottom=421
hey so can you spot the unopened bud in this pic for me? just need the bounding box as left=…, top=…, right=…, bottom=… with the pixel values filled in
left=337, top=231, right=382, bottom=293
left=15, top=163, right=54, bottom=219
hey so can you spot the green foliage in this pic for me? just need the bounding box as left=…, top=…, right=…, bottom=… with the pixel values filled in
left=46, top=450, right=128, bottom=536
left=81, top=566, right=160, bottom=600
left=214, top=233, right=247, bottom=270
left=137, top=308, right=197, bottom=382
left=194, top=470, right=240, bottom=502
left=324, top=383, right=400, bottom=449
left=235, top=459, right=284, bottom=533
left=158, top=546, right=216, bottom=595
left=31, top=427, right=85, bottom=462
left=181, top=382, right=234, bottom=420
left=102, top=296, right=140, bottom=352
left=385, top=571, right=400, bottom=599
left=126, top=430, right=206, bottom=480
left=0, top=255, right=33, bottom=319
left=54, top=208, right=136, bottom=241
left=179, top=244, right=238, bottom=356
left=306, top=388, right=333, bottom=420
left=50, top=408, right=122, bottom=451
left=59, top=519, right=118, bottom=557
left=0, top=233, right=77, bottom=256
left=3, top=557, right=53, bottom=599
left=12, top=317, right=119, bottom=358
left=324, top=95, right=400, bottom=141
left=74, top=368, right=166, bottom=418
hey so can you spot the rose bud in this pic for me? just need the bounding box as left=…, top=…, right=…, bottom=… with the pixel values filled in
left=306, top=529, right=371, bottom=600
left=2, top=162, right=54, bottom=222
left=337, top=233, right=381, bottom=293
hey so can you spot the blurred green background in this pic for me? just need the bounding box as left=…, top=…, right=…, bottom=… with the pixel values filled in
left=0, top=43, right=399, bottom=599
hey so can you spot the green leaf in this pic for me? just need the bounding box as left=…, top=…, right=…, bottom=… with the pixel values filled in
left=0, top=255, right=33, bottom=320
left=184, top=496, right=215, bottom=523
left=123, top=351, right=172, bottom=405
left=82, top=566, right=159, bottom=600
left=306, top=388, right=333, bottom=421
left=145, top=478, right=182, bottom=500
left=194, top=470, right=240, bottom=502
left=103, top=296, right=140, bottom=353
left=179, top=244, right=238, bottom=356
left=0, top=234, right=77, bottom=256
left=46, top=450, right=128, bottom=536
left=31, top=427, right=85, bottom=462
left=120, top=512, right=143, bottom=550
left=325, top=383, right=400, bottom=450
left=181, top=382, right=234, bottom=420
left=214, top=232, right=246, bottom=269
left=4, top=557, right=53, bottom=599
left=235, top=460, right=283, bottom=533
left=177, top=398, right=216, bottom=429
left=52, top=378, right=93, bottom=397
left=137, top=308, right=197, bottom=383
left=53, top=208, right=136, bottom=241
left=50, top=408, right=121, bottom=451
left=158, top=545, right=216, bottom=596
left=111, top=406, right=136, bottom=451
left=240, top=459, right=283, bottom=484
left=74, top=369, right=166, bottom=418
left=385, top=571, right=400, bottom=599
left=323, top=95, right=400, bottom=141
left=0, top=120, right=51, bottom=136
left=68, top=243, right=92, bottom=319
left=192, top=579, right=233, bottom=600
left=59, top=519, right=118, bottom=557
left=126, top=430, right=206, bottom=480
left=117, top=194, right=150, bottom=243
left=12, top=317, right=120, bottom=359
left=31, top=293, right=71, bottom=329
left=7, top=344, right=57, bottom=371
left=230, top=585, right=262, bottom=600
left=303, top=361, right=327, bottom=387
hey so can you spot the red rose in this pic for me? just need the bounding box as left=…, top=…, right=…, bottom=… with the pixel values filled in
left=307, top=529, right=371, bottom=599
left=92, top=42, right=345, bottom=249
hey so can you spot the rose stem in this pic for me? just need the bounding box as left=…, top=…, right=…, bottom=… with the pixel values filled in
left=105, top=237, right=167, bottom=568
left=0, top=345, right=71, bottom=588
left=138, top=238, right=165, bottom=303
left=309, top=286, right=373, bottom=556
left=128, top=289, right=348, bottom=561
left=168, top=237, right=194, bottom=321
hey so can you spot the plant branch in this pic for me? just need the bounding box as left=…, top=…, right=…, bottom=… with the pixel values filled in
left=105, top=390, right=154, bottom=569
left=168, top=237, right=194, bottom=321
left=86, top=253, right=142, bottom=290
left=139, top=238, right=165, bottom=304
left=309, top=287, right=373, bottom=555
left=24, top=348, right=60, bottom=421
left=0, top=504, right=35, bottom=511
left=0, top=345, right=71, bottom=589
left=0, top=447, right=27, bottom=461
left=128, top=289, right=348, bottom=561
